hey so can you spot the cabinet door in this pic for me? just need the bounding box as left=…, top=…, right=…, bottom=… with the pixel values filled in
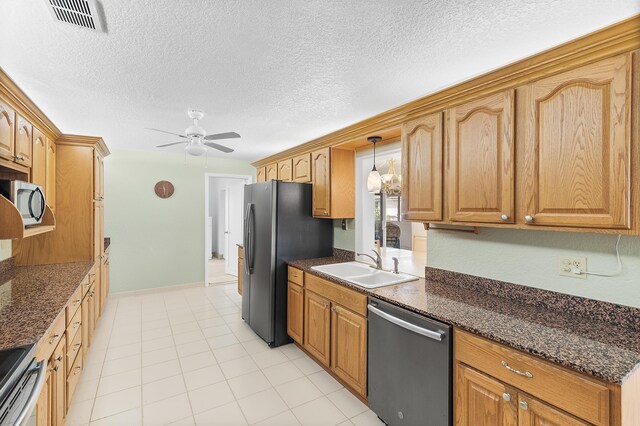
left=455, top=363, right=517, bottom=426
left=0, top=99, right=15, bottom=161
left=256, top=167, right=266, bottom=182
left=266, top=163, right=278, bottom=181
left=46, top=139, right=56, bottom=212
left=15, top=114, right=33, bottom=167
left=32, top=127, right=47, bottom=188
left=401, top=112, right=443, bottom=221
left=88, top=286, right=96, bottom=339
left=81, top=295, right=90, bottom=353
left=102, top=256, right=109, bottom=310
left=293, top=153, right=311, bottom=182
left=448, top=91, right=515, bottom=223
left=330, top=304, right=367, bottom=396
left=93, top=150, right=102, bottom=200
left=278, top=159, right=293, bottom=182
left=311, top=147, right=331, bottom=217
left=303, top=290, right=331, bottom=366
left=51, top=338, right=66, bottom=426
left=520, top=53, right=631, bottom=229
left=518, top=395, right=589, bottom=426
left=287, top=282, right=304, bottom=344
left=93, top=202, right=104, bottom=261
left=35, top=365, right=52, bottom=426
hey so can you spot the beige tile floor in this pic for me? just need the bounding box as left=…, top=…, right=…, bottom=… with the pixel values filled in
left=208, top=259, right=237, bottom=285
left=66, top=283, right=384, bottom=426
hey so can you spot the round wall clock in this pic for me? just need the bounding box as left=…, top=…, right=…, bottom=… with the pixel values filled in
left=154, top=180, right=175, bottom=199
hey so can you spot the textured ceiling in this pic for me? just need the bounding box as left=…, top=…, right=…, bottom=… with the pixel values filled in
left=1, top=1, right=638, bottom=160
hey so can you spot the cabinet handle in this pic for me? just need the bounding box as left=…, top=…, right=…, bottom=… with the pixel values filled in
left=74, top=321, right=81, bottom=329
left=323, top=302, right=329, bottom=309
left=51, top=365, right=59, bottom=372
left=501, top=361, right=533, bottom=378
left=502, top=393, right=511, bottom=402
left=524, top=215, right=534, bottom=223
left=519, top=401, right=528, bottom=410
left=74, top=366, right=81, bottom=375
left=74, top=299, right=81, bottom=306
left=49, top=334, right=60, bottom=345
left=330, top=306, right=337, bottom=312
left=56, top=355, right=63, bottom=362
left=74, top=343, right=81, bottom=350
left=500, top=214, right=509, bottom=221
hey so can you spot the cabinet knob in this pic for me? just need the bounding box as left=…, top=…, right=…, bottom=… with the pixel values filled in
left=502, top=393, right=511, bottom=402
left=519, top=401, right=528, bottom=410
left=56, top=355, right=63, bottom=362
left=524, top=215, right=534, bottom=223
left=323, top=302, right=329, bottom=309
left=500, top=214, right=509, bottom=221
left=49, top=334, right=60, bottom=345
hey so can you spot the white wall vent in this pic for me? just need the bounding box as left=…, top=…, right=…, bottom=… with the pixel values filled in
left=45, top=0, right=104, bottom=32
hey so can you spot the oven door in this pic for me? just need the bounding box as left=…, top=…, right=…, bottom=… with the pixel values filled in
left=14, top=184, right=46, bottom=226
left=0, top=360, right=46, bottom=426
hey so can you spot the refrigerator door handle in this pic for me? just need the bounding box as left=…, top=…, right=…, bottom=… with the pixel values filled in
left=247, top=203, right=255, bottom=274
left=243, top=204, right=251, bottom=275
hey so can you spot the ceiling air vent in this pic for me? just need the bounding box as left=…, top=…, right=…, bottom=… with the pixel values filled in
left=45, top=0, right=104, bottom=32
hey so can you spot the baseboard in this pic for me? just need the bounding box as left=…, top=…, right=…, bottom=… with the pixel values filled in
left=109, top=281, right=206, bottom=297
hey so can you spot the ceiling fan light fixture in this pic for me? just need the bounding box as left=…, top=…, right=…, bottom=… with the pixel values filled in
left=185, top=124, right=206, bottom=138
left=186, top=141, right=207, bottom=156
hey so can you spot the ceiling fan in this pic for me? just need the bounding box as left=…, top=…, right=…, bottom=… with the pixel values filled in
left=146, top=110, right=240, bottom=156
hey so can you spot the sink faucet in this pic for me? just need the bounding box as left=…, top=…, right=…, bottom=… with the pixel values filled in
left=392, top=257, right=399, bottom=274
left=357, top=250, right=383, bottom=270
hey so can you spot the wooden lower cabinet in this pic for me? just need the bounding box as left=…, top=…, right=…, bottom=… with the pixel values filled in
left=303, top=290, right=331, bottom=366
left=292, top=268, right=368, bottom=399
left=455, top=363, right=517, bottom=426
left=287, top=282, right=304, bottom=344
left=518, top=394, right=590, bottom=426
left=36, top=262, right=108, bottom=425
left=330, top=304, right=367, bottom=396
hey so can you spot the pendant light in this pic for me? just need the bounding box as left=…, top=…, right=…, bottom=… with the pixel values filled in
left=367, top=136, right=382, bottom=193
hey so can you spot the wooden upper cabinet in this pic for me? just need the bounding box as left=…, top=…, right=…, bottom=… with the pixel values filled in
left=311, top=147, right=355, bottom=218
left=266, top=163, right=278, bottom=181
left=448, top=90, right=515, bottom=223
left=311, top=148, right=331, bottom=217
left=46, top=139, right=56, bottom=212
left=519, top=53, right=632, bottom=229
left=0, top=98, right=15, bottom=161
left=278, top=159, right=293, bottom=182
left=14, top=114, right=33, bottom=167
left=455, top=363, right=517, bottom=426
left=32, top=127, right=47, bottom=188
left=401, top=112, right=443, bottom=221
left=518, top=395, right=590, bottom=426
left=293, top=153, right=311, bottom=182
left=256, top=167, right=266, bottom=182
left=93, top=150, right=103, bottom=200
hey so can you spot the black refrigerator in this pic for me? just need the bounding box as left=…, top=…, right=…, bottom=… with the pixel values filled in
left=242, top=181, right=333, bottom=347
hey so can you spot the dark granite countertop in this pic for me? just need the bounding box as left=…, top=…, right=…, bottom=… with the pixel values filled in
left=289, top=256, right=640, bottom=385
left=0, top=261, right=94, bottom=352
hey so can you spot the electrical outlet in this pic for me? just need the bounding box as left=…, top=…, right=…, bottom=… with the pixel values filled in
left=559, top=256, right=587, bottom=279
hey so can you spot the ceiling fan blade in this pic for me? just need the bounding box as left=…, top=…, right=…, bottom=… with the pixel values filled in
left=145, top=128, right=188, bottom=138
left=156, top=141, right=188, bottom=147
left=204, top=132, right=241, bottom=141
left=204, top=141, right=234, bottom=153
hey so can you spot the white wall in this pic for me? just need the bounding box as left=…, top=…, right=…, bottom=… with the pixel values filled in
left=104, top=149, right=255, bottom=293
left=0, top=240, right=10, bottom=261
left=427, top=229, right=640, bottom=308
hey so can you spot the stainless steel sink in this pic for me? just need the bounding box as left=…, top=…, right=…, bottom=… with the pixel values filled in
left=310, top=261, right=418, bottom=289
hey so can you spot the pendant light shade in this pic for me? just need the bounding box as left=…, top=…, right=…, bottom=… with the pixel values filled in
left=367, top=136, right=382, bottom=193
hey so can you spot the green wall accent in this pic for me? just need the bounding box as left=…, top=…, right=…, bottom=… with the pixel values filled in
left=104, top=149, right=254, bottom=293
left=333, top=219, right=356, bottom=251
left=427, top=229, right=640, bottom=308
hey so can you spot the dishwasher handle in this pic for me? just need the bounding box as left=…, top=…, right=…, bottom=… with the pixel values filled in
left=368, top=304, right=446, bottom=342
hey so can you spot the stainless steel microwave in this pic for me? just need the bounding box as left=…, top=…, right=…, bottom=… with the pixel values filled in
left=0, top=180, right=46, bottom=226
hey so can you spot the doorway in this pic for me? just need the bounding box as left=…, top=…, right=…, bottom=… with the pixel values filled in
left=204, top=173, right=253, bottom=286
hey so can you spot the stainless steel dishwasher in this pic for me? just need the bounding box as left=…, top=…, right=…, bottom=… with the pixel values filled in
left=367, top=297, right=451, bottom=426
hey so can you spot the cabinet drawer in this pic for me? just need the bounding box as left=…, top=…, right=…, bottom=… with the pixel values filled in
left=288, top=267, right=304, bottom=286
left=35, top=312, right=65, bottom=362
left=66, top=327, right=82, bottom=375
left=66, top=285, right=83, bottom=325
left=66, top=307, right=82, bottom=346
left=305, top=273, right=367, bottom=316
left=454, top=329, right=610, bottom=426
left=81, top=273, right=92, bottom=297
left=66, top=349, right=83, bottom=408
